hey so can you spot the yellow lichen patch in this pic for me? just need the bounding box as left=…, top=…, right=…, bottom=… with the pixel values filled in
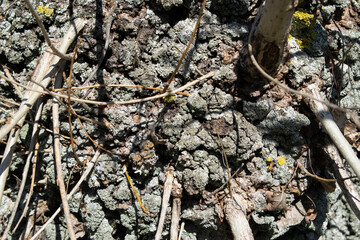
left=266, top=156, right=272, bottom=162
left=293, top=10, right=315, bottom=27
left=296, top=38, right=312, bottom=49
left=165, top=95, right=177, bottom=102
left=276, top=156, right=286, bottom=166
left=289, top=9, right=317, bottom=50
left=36, top=5, right=54, bottom=17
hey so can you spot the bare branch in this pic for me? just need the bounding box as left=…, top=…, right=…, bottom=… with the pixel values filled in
left=53, top=74, right=77, bottom=239
left=324, top=140, right=360, bottom=220
left=23, top=0, right=73, bottom=60
left=304, top=83, right=360, bottom=180
left=155, top=168, right=174, bottom=240
left=225, top=192, right=254, bottom=240
left=1, top=101, right=43, bottom=240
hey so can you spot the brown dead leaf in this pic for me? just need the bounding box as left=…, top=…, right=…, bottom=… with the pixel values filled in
left=343, top=121, right=360, bottom=151
left=263, top=191, right=288, bottom=211
left=71, top=213, right=85, bottom=239
left=277, top=201, right=305, bottom=229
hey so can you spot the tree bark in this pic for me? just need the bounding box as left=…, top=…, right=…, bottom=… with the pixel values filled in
left=252, top=0, right=297, bottom=75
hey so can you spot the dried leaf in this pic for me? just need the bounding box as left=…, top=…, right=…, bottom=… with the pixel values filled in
left=263, top=191, right=288, bottom=211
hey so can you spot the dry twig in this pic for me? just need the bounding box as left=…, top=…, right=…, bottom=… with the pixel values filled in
left=324, top=140, right=360, bottom=220
left=170, top=178, right=182, bottom=240
left=124, top=165, right=151, bottom=216
left=0, top=71, right=215, bottom=107
left=304, top=83, right=360, bottom=180
left=155, top=168, right=174, bottom=240
left=162, top=0, right=207, bottom=92
left=224, top=190, right=254, bottom=240
left=0, top=18, right=86, bottom=140
left=1, top=101, right=43, bottom=240
left=30, top=150, right=101, bottom=240
left=53, top=71, right=77, bottom=239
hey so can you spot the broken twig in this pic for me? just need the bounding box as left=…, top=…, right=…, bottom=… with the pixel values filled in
left=155, top=168, right=174, bottom=240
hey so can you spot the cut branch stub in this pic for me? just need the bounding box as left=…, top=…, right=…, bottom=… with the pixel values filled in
left=252, top=0, right=297, bottom=75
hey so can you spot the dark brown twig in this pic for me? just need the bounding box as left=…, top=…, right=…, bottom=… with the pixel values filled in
left=162, top=0, right=207, bottom=93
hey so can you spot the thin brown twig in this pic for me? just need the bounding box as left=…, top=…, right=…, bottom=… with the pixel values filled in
left=0, top=18, right=87, bottom=142
left=0, top=71, right=215, bottom=106
left=24, top=78, right=107, bottom=128
left=162, top=0, right=207, bottom=93
left=66, top=39, right=85, bottom=166
left=28, top=73, right=116, bottom=156
left=11, top=141, right=40, bottom=234
left=0, top=96, right=20, bottom=107
left=53, top=68, right=77, bottom=240
left=3, top=66, right=23, bottom=98
left=123, top=165, right=151, bottom=216
left=53, top=84, right=190, bottom=96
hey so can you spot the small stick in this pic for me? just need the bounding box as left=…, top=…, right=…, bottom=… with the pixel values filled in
left=224, top=190, right=254, bottom=240
left=11, top=141, right=40, bottom=234
left=0, top=18, right=87, bottom=141
left=66, top=39, right=85, bottom=166
left=64, top=71, right=216, bottom=105
left=324, top=140, right=360, bottom=220
left=53, top=76, right=77, bottom=239
left=53, top=84, right=190, bottom=96
left=0, top=96, right=20, bottom=107
left=0, top=71, right=214, bottom=106
left=178, top=222, right=185, bottom=240
left=123, top=165, right=151, bottom=216
left=3, top=66, right=23, bottom=98
left=170, top=198, right=181, bottom=240
left=30, top=150, right=101, bottom=240
left=1, top=101, right=43, bottom=240
left=155, top=168, right=174, bottom=240
left=0, top=119, right=26, bottom=204
left=162, top=0, right=207, bottom=93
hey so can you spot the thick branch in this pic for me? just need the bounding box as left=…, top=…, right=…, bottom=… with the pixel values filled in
left=305, top=83, right=360, bottom=180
